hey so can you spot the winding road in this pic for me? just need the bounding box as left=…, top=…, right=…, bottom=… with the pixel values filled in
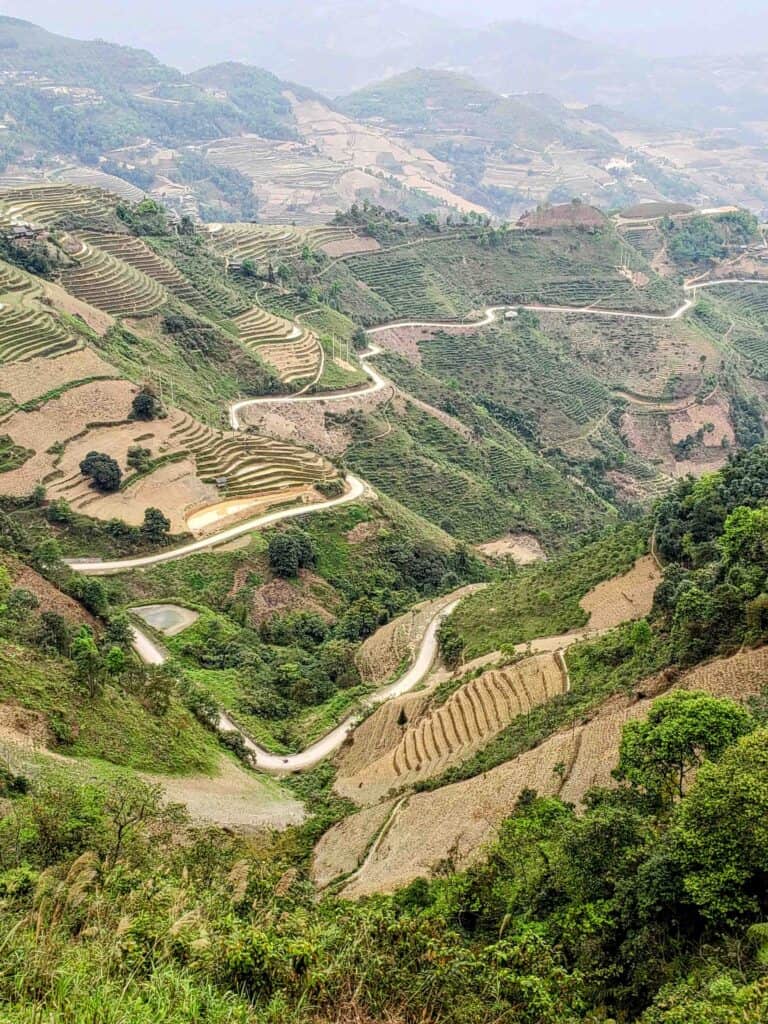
left=131, top=596, right=462, bottom=774
left=67, top=278, right=755, bottom=576
left=65, top=271, right=760, bottom=774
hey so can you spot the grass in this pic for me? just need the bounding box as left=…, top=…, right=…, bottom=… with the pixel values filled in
left=451, top=523, right=648, bottom=657
left=343, top=397, right=611, bottom=545
left=0, top=641, right=218, bottom=774
left=0, top=434, right=32, bottom=472
left=315, top=337, right=368, bottom=392
left=115, top=534, right=268, bottom=610
left=94, top=315, right=272, bottom=425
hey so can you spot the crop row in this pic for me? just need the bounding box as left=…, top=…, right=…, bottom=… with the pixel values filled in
left=234, top=306, right=322, bottom=382
left=61, top=240, right=167, bottom=317
left=52, top=168, right=146, bottom=204
left=0, top=304, right=78, bottom=364
left=80, top=232, right=208, bottom=311
left=169, top=412, right=330, bottom=498
left=390, top=654, right=565, bottom=780
left=0, top=184, right=117, bottom=229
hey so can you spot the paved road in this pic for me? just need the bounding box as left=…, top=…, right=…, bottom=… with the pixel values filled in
left=132, top=597, right=461, bottom=773
left=65, top=473, right=368, bottom=574
left=229, top=344, right=386, bottom=427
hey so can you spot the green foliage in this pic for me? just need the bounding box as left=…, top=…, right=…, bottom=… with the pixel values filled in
left=267, top=528, right=316, bottom=578
left=141, top=506, right=171, bottom=544
left=615, top=690, right=754, bottom=808
left=117, top=197, right=171, bottom=236
left=130, top=384, right=163, bottom=421
left=79, top=450, right=121, bottom=492
left=453, top=524, right=646, bottom=657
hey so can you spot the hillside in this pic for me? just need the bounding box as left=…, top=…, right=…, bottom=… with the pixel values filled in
left=0, top=172, right=766, bottom=1023
left=336, top=69, right=697, bottom=218
left=5, top=17, right=760, bottom=226
left=3, top=431, right=768, bottom=1022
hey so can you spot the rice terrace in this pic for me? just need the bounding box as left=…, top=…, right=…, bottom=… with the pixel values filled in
left=1, top=6, right=768, bottom=1022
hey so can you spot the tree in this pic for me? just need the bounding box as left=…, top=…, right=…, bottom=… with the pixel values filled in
left=337, top=596, right=386, bottom=641
left=130, top=386, right=163, bottom=421
left=615, top=690, right=754, bottom=808
left=79, top=451, right=121, bottom=492
left=38, top=611, right=72, bottom=654
left=719, top=505, right=768, bottom=570
left=438, top=620, right=464, bottom=669
left=70, top=626, right=103, bottom=698
left=102, top=778, right=165, bottom=868
left=666, top=728, right=768, bottom=925
left=268, top=529, right=316, bottom=578
left=319, top=638, right=360, bottom=688
left=103, top=614, right=133, bottom=648
left=45, top=498, right=73, bottom=524
left=127, top=446, right=152, bottom=473
left=31, top=538, right=62, bottom=572
left=105, top=645, right=127, bottom=677
left=141, top=507, right=171, bottom=545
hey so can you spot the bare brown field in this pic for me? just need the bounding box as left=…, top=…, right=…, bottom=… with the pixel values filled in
left=0, top=346, right=115, bottom=405
left=476, top=532, right=546, bottom=564
left=141, top=756, right=306, bottom=832
left=316, top=646, right=768, bottom=897
left=42, top=279, right=114, bottom=336
left=3, top=554, right=97, bottom=628
left=320, top=236, right=381, bottom=258
left=248, top=571, right=338, bottom=627
left=313, top=799, right=397, bottom=888
left=577, top=554, right=660, bottom=633
left=336, top=652, right=566, bottom=804
left=239, top=385, right=392, bottom=457
left=355, top=587, right=479, bottom=685
left=518, top=203, right=606, bottom=230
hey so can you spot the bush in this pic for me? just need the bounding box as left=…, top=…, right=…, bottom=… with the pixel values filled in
left=268, top=529, right=316, bottom=578
left=130, top=386, right=163, bottom=421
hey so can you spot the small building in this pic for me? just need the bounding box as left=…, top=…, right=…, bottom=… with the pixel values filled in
left=10, top=222, right=44, bottom=243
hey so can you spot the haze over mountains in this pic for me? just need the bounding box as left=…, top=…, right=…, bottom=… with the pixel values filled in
left=3, top=0, right=768, bottom=104
left=2, top=12, right=768, bottom=222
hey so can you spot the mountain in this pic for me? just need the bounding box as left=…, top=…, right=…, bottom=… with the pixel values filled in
left=336, top=69, right=693, bottom=217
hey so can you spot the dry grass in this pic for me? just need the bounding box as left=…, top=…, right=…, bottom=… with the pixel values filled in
left=0, top=346, right=115, bottom=405
left=320, top=645, right=768, bottom=897
left=336, top=653, right=566, bottom=804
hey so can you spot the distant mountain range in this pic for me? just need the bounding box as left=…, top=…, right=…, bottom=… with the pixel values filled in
left=1, top=14, right=767, bottom=223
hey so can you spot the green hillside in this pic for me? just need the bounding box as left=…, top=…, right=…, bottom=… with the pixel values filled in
left=324, top=223, right=682, bottom=324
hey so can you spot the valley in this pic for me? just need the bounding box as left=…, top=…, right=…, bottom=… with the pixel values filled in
left=1, top=11, right=768, bottom=1014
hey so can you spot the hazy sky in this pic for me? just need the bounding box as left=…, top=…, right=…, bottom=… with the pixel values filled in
left=2, top=0, right=766, bottom=66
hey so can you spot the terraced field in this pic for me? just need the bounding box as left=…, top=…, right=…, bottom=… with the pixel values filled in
left=319, top=644, right=768, bottom=897
left=0, top=304, right=77, bottom=365
left=0, top=184, right=117, bottom=229
left=618, top=224, right=665, bottom=260
left=61, top=238, right=167, bottom=317
left=337, top=653, right=566, bottom=801
left=708, top=282, right=768, bottom=321
left=169, top=413, right=331, bottom=499
left=537, top=311, right=719, bottom=400
left=79, top=232, right=208, bottom=310
left=207, top=223, right=357, bottom=268
left=206, top=137, right=341, bottom=190
left=51, top=167, right=146, bottom=204
left=0, top=261, right=79, bottom=366
left=233, top=307, right=321, bottom=384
